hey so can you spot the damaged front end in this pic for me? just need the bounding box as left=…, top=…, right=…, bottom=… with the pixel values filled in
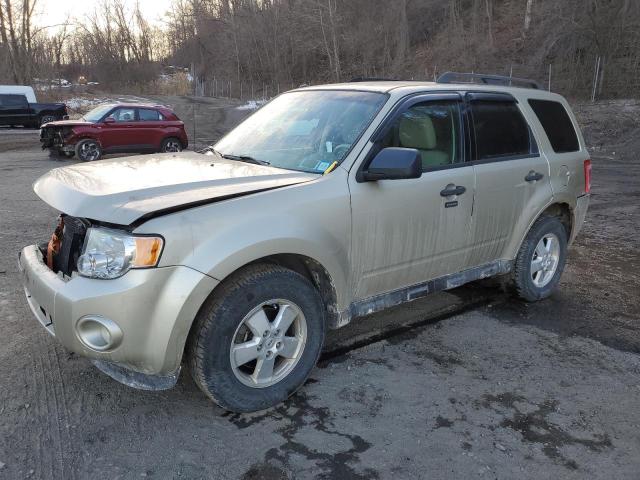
left=40, top=214, right=89, bottom=279
left=40, top=125, right=75, bottom=154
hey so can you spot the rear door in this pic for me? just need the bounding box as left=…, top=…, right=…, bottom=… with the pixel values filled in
left=349, top=93, right=476, bottom=299
left=465, top=92, right=553, bottom=266
left=0, top=94, right=30, bottom=126
left=136, top=108, right=165, bottom=150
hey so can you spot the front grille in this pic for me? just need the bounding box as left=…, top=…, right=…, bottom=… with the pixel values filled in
left=52, top=215, right=88, bottom=277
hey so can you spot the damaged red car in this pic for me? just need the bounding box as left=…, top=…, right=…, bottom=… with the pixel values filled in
left=40, top=103, right=189, bottom=161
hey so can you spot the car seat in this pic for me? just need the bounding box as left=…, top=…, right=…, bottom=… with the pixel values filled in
left=398, top=115, right=449, bottom=168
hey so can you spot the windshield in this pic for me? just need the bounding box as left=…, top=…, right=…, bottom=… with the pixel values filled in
left=83, top=105, right=113, bottom=122
left=214, top=90, right=387, bottom=173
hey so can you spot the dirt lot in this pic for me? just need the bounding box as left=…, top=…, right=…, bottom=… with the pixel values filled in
left=0, top=98, right=639, bottom=479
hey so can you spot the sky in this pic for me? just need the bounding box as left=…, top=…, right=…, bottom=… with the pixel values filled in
left=36, top=0, right=173, bottom=32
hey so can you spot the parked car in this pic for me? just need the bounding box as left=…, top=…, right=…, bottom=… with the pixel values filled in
left=40, top=103, right=188, bottom=160
left=19, top=73, right=590, bottom=412
left=0, top=85, right=68, bottom=127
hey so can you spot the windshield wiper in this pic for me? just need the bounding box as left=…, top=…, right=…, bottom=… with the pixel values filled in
left=220, top=153, right=271, bottom=166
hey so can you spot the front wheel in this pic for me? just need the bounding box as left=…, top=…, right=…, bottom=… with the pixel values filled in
left=187, top=264, right=326, bottom=412
left=512, top=215, right=568, bottom=302
left=75, top=139, right=102, bottom=161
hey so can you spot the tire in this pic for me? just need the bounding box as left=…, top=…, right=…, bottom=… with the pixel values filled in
left=187, top=264, right=326, bottom=412
left=512, top=215, right=568, bottom=302
left=160, top=137, right=182, bottom=153
left=40, top=115, right=56, bottom=126
left=75, top=139, right=102, bottom=161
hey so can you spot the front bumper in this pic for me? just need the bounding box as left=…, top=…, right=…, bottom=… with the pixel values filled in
left=18, top=245, right=218, bottom=377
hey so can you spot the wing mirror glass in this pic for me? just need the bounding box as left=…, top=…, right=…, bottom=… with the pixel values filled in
left=361, top=147, right=422, bottom=182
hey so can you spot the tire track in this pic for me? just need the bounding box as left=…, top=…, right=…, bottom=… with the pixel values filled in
left=31, top=346, right=61, bottom=479
left=48, top=344, right=77, bottom=480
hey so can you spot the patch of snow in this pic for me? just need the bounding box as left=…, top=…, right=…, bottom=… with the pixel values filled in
left=64, top=97, right=113, bottom=110
left=236, top=99, right=268, bottom=111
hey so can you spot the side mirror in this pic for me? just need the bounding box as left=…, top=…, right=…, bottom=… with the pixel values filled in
left=103, top=117, right=115, bottom=124
left=62, top=115, right=69, bottom=120
left=361, top=147, right=422, bottom=182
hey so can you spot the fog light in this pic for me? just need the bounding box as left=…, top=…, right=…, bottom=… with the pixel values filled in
left=76, top=315, right=123, bottom=351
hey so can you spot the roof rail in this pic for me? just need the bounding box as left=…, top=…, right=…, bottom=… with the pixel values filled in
left=349, top=77, right=400, bottom=82
left=436, top=71, right=543, bottom=90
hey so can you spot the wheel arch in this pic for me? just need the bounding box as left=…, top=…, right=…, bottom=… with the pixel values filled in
left=178, top=253, right=340, bottom=369
left=508, top=201, right=575, bottom=261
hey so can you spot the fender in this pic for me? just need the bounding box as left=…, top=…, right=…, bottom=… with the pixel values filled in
left=135, top=171, right=353, bottom=312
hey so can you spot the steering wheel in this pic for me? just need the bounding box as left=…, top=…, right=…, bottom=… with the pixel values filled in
left=332, top=144, right=351, bottom=160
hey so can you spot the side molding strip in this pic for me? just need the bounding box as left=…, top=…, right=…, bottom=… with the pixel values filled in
left=338, top=260, right=512, bottom=326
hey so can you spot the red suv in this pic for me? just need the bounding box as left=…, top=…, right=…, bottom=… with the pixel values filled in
left=40, top=103, right=189, bottom=161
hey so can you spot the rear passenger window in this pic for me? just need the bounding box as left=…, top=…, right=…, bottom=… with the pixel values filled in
left=380, top=101, right=461, bottom=171
left=138, top=108, right=161, bottom=121
left=470, top=101, right=536, bottom=160
left=528, top=99, right=579, bottom=153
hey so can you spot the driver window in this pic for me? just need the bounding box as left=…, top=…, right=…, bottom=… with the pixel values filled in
left=381, top=101, right=461, bottom=171
left=108, top=108, right=136, bottom=122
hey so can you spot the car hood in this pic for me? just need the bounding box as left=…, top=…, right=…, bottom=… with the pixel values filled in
left=34, top=152, right=318, bottom=225
left=41, top=119, right=93, bottom=128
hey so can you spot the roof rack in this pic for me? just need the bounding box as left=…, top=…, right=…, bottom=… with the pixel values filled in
left=436, top=72, right=543, bottom=90
left=349, top=77, right=400, bottom=82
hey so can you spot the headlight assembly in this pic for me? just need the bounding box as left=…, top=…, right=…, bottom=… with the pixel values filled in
left=77, top=228, right=163, bottom=279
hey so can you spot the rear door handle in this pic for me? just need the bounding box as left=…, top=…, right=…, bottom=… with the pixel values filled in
left=440, top=185, right=466, bottom=197
left=525, top=171, right=544, bottom=182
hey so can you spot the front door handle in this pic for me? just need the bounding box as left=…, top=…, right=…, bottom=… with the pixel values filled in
left=440, top=185, right=466, bottom=197
left=525, top=171, right=544, bottom=182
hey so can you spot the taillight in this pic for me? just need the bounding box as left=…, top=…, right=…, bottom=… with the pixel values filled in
left=583, top=159, right=592, bottom=193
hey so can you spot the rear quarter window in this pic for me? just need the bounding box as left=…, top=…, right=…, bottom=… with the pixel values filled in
left=470, top=100, right=537, bottom=160
left=528, top=99, right=579, bottom=153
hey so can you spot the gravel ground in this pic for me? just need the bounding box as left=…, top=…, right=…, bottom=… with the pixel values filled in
left=0, top=99, right=639, bottom=479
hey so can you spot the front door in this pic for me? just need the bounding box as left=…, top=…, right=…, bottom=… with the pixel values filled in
left=99, top=107, right=140, bottom=151
left=349, top=94, right=475, bottom=300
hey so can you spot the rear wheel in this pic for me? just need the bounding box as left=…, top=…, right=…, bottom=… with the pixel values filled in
left=75, top=139, right=102, bottom=161
left=187, top=264, right=325, bottom=412
left=161, top=137, right=182, bottom=153
left=513, top=216, right=568, bottom=302
left=40, top=115, right=56, bottom=126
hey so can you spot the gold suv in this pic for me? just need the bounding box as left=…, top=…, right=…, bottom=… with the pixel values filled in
left=19, top=73, right=591, bottom=412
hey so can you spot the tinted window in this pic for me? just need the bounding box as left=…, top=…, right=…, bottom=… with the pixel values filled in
left=381, top=101, right=461, bottom=171
left=108, top=108, right=135, bottom=122
left=528, top=99, right=579, bottom=153
left=138, top=108, right=162, bottom=121
left=471, top=101, right=535, bottom=160
left=0, top=94, right=27, bottom=107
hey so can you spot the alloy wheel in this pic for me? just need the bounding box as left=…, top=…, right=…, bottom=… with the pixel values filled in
left=40, top=115, right=55, bottom=126
left=79, top=141, right=100, bottom=161
left=163, top=140, right=182, bottom=152
left=530, top=233, right=561, bottom=288
left=229, top=299, right=307, bottom=388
